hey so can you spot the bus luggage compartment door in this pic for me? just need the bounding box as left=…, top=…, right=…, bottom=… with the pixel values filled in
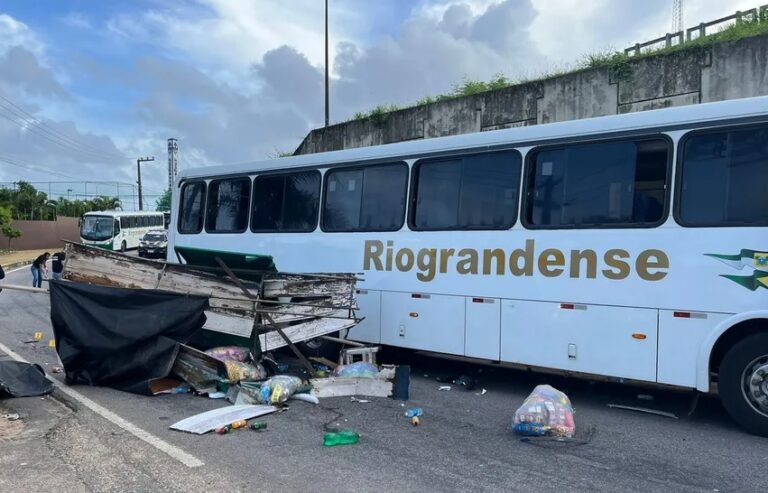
left=501, top=300, right=658, bottom=382
left=465, top=297, right=501, bottom=360
left=381, top=292, right=465, bottom=356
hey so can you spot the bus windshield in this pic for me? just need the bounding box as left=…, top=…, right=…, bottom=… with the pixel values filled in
left=80, top=215, right=114, bottom=241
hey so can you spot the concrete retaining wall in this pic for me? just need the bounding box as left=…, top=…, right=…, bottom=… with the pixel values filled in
left=296, top=34, right=768, bottom=154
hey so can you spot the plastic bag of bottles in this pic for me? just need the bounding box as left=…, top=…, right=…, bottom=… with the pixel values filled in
left=224, top=360, right=267, bottom=382
left=512, top=384, right=575, bottom=438
left=331, top=362, right=379, bottom=378
left=259, top=375, right=302, bottom=404
left=205, top=346, right=249, bottom=362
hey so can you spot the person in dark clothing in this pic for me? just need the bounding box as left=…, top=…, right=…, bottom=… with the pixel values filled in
left=0, top=263, right=4, bottom=294
left=51, top=251, right=66, bottom=281
left=31, top=252, right=50, bottom=288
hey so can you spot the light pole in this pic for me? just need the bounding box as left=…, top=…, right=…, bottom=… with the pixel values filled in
left=136, top=156, right=155, bottom=211
left=325, top=0, right=329, bottom=127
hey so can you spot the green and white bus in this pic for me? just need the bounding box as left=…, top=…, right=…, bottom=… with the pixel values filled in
left=80, top=210, right=165, bottom=252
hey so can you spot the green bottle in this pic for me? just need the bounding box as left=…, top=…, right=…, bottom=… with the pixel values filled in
left=323, top=430, right=359, bottom=447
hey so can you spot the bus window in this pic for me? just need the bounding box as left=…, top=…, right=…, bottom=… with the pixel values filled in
left=525, top=138, right=668, bottom=228
left=179, top=181, right=206, bottom=234
left=114, top=219, right=120, bottom=234
left=323, top=163, right=407, bottom=232
left=206, top=177, right=251, bottom=233
left=412, top=150, right=521, bottom=230
left=120, top=217, right=128, bottom=229
left=677, top=126, right=768, bottom=226
left=252, top=171, right=320, bottom=232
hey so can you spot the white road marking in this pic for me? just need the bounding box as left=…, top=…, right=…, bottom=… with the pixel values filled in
left=0, top=340, right=204, bottom=468
left=6, top=265, right=32, bottom=274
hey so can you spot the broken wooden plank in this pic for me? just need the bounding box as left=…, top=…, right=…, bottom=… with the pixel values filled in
left=310, top=377, right=393, bottom=398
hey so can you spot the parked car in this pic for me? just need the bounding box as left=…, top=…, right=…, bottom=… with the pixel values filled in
left=138, top=230, right=168, bottom=258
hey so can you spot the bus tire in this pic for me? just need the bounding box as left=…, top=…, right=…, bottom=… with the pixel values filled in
left=298, top=334, right=340, bottom=360
left=719, top=331, right=768, bottom=437
left=120, top=241, right=127, bottom=253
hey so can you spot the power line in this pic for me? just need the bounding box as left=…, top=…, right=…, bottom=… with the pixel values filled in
left=0, top=92, right=133, bottom=160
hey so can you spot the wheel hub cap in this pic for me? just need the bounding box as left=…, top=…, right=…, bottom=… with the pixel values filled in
left=743, top=357, right=768, bottom=417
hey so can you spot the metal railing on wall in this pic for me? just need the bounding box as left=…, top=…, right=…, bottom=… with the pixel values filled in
left=625, top=5, right=768, bottom=56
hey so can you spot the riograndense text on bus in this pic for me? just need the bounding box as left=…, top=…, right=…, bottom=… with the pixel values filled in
left=363, top=240, right=669, bottom=282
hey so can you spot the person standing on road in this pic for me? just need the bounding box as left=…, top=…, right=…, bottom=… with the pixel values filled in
left=51, top=251, right=66, bottom=281
left=31, top=252, right=50, bottom=288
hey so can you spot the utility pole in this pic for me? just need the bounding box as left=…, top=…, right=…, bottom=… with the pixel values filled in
left=136, top=156, right=155, bottom=211
left=324, top=0, right=329, bottom=127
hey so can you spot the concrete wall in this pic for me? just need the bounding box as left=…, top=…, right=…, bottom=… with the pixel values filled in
left=2, top=217, right=80, bottom=251
left=296, top=34, right=768, bottom=154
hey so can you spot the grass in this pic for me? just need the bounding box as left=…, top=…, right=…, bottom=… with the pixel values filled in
left=344, top=15, right=768, bottom=124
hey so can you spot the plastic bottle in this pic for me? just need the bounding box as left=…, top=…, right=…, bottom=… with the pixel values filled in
left=215, top=425, right=231, bottom=435
left=323, top=430, right=359, bottom=447
left=249, top=421, right=267, bottom=431
left=411, top=416, right=420, bottom=426
left=404, top=407, right=423, bottom=418
left=230, top=419, right=247, bottom=430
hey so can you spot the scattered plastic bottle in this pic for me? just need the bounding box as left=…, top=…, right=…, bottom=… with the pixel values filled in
left=404, top=407, right=423, bottom=418
left=215, top=425, right=231, bottom=435
left=411, top=416, right=420, bottom=427
left=230, top=420, right=247, bottom=430
left=323, top=430, right=359, bottom=447
left=513, top=422, right=551, bottom=437
left=249, top=421, right=267, bottom=431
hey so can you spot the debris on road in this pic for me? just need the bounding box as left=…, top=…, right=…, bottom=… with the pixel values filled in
left=476, top=389, right=487, bottom=396
left=249, top=421, right=267, bottom=431
left=438, top=386, right=451, bottom=391
left=170, top=405, right=277, bottom=434
left=607, top=404, right=678, bottom=419
left=0, top=361, right=55, bottom=398
left=331, top=362, right=379, bottom=378
left=350, top=396, right=370, bottom=403
left=404, top=407, right=423, bottom=418
left=513, top=385, right=575, bottom=438
left=51, top=366, right=63, bottom=374
left=2, top=413, right=20, bottom=421
left=411, top=416, right=420, bottom=426
left=323, top=429, right=359, bottom=447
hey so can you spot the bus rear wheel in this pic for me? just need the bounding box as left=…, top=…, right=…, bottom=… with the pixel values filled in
left=719, top=332, right=768, bottom=437
left=120, top=241, right=127, bottom=253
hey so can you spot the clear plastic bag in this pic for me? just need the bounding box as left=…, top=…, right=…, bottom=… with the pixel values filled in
left=512, top=384, right=575, bottom=438
left=259, top=375, right=302, bottom=404
left=331, top=362, right=379, bottom=378
left=205, top=346, right=250, bottom=362
left=224, top=360, right=267, bottom=382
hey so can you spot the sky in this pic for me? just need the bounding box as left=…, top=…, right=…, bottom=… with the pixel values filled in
left=0, top=0, right=757, bottom=208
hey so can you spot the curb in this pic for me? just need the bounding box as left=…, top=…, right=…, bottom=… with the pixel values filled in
left=3, top=261, right=33, bottom=272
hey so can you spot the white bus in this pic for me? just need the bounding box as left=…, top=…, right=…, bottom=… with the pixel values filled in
left=168, top=96, right=768, bottom=436
left=80, top=210, right=165, bottom=252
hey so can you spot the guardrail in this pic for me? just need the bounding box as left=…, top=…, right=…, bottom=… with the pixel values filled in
left=625, top=5, right=768, bottom=56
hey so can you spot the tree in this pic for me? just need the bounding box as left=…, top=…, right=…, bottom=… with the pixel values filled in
left=0, top=205, right=11, bottom=229
left=156, top=188, right=171, bottom=212
left=1, top=226, right=22, bottom=250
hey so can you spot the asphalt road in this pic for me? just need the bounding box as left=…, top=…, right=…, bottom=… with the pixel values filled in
left=0, top=265, right=765, bottom=492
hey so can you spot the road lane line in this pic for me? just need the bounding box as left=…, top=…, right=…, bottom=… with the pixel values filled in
left=0, top=340, right=204, bottom=468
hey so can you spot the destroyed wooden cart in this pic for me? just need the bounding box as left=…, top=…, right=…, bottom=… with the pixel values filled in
left=58, top=241, right=362, bottom=356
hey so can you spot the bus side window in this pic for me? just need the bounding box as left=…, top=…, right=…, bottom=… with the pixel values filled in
left=252, top=171, right=320, bottom=232
left=179, top=182, right=206, bottom=234
left=525, top=138, right=668, bottom=228
left=412, top=150, right=521, bottom=231
left=677, top=125, right=768, bottom=226
left=121, top=217, right=128, bottom=229
left=114, top=219, right=120, bottom=233
left=206, top=177, right=251, bottom=233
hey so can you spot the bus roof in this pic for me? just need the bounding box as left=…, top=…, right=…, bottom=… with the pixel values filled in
left=178, top=95, right=768, bottom=181
left=82, top=210, right=163, bottom=217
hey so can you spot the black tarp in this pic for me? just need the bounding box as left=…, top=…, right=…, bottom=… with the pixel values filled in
left=0, top=361, right=54, bottom=397
left=49, top=280, right=209, bottom=395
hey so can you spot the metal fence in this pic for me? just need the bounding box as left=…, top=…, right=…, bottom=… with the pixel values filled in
left=625, top=5, right=768, bottom=56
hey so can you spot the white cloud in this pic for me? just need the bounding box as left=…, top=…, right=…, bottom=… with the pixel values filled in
left=0, top=13, right=42, bottom=55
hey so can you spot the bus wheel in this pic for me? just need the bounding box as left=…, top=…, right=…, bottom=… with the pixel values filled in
left=120, top=241, right=127, bottom=253
left=719, top=332, right=768, bottom=437
left=298, top=334, right=340, bottom=360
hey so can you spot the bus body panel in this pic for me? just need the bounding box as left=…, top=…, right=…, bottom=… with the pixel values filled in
left=346, top=289, right=381, bottom=344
